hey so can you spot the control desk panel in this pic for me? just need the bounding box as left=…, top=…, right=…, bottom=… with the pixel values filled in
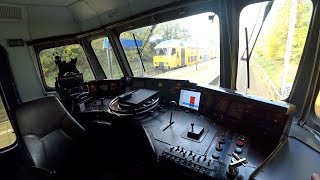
left=140, top=109, right=267, bottom=179
left=74, top=77, right=295, bottom=179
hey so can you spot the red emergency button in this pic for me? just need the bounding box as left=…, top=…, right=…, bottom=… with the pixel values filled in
left=236, top=140, right=244, bottom=147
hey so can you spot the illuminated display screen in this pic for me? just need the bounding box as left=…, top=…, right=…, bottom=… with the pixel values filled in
left=179, top=89, right=201, bottom=110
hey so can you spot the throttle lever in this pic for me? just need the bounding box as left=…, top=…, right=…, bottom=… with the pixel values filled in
left=230, top=158, right=247, bottom=168
left=231, top=152, right=247, bottom=167
left=227, top=153, right=248, bottom=177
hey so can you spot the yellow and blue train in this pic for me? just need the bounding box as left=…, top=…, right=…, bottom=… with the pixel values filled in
left=153, top=40, right=216, bottom=70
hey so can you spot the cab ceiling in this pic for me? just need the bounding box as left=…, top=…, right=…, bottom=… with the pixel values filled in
left=0, top=0, right=176, bottom=38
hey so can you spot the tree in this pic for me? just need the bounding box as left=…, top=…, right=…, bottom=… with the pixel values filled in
left=257, top=0, right=312, bottom=62
left=154, top=22, right=191, bottom=41
left=250, top=0, right=313, bottom=91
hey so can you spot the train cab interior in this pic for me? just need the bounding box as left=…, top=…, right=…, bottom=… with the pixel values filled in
left=0, top=0, right=320, bottom=179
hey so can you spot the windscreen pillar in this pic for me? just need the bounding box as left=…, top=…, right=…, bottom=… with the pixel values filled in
left=219, top=0, right=241, bottom=90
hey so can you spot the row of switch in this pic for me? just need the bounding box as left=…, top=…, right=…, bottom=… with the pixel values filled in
left=160, top=151, right=227, bottom=179
left=169, top=146, right=212, bottom=163
left=161, top=152, right=215, bottom=176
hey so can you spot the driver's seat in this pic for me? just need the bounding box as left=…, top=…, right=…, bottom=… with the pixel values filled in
left=16, top=96, right=88, bottom=178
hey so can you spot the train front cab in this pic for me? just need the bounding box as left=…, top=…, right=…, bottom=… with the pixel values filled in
left=153, top=44, right=201, bottom=70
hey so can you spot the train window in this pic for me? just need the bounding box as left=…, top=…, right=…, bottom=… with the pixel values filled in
left=316, top=91, right=320, bottom=118
left=91, top=37, right=124, bottom=79
left=236, top=0, right=313, bottom=100
left=39, top=44, right=95, bottom=88
left=0, top=96, right=16, bottom=149
left=171, top=48, right=176, bottom=55
left=120, top=12, right=220, bottom=87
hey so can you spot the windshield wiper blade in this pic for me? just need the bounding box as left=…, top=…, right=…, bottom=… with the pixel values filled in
left=243, top=1, right=273, bottom=89
left=132, top=33, right=146, bottom=72
left=245, top=27, right=250, bottom=89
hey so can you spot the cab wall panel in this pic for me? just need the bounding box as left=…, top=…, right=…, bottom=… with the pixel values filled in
left=0, top=4, right=44, bottom=102
left=28, top=6, right=80, bottom=39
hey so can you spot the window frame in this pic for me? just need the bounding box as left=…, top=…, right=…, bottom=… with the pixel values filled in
left=306, top=78, right=320, bottom=128
left=88, top=35, right=125, bottom=79
left=0, top=85, right=17, bottom=151
left=34, top=39, right=97, bottom=91
left=236, top=0, right=314, bottom=102
left=314, top=90, right=320, bottom=119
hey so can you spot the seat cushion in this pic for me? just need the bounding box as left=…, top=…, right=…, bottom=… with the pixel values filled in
left=16, top=96, right=86, bottom=171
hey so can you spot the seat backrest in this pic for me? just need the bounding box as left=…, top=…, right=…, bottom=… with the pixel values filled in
left=16, top=96, right=86, bottom=171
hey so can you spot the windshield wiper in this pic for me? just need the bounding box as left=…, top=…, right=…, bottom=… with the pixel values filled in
left=132, top=33, right=146, bottom=72
left=132, top=25, right=157, bottom=73
left=245, top=27, right=250, bottom=89
left=243, top=1, right=273, bottom=89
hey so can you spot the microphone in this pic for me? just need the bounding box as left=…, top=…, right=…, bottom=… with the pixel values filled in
left=161, top=100, right=177, bottom=131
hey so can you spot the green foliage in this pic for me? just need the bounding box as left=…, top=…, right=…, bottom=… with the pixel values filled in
left=39, top=44, right=95, bottom=87
left=252, top=0, right=312, bottom=90
left=154, top=22, right=191, bottom=41
left=257, top=0, right=312, bottom=63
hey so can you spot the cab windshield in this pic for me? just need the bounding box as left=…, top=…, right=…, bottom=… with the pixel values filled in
left=120, top=12, right=220, bottom=86
left=155, top=48, right=170, bottom=56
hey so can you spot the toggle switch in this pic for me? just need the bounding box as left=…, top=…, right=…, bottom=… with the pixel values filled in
left=203, top=156, right=207, bottom=162
left=216, top=141, right=223, bottom=151
left=170, top=146, right=174, bottom=152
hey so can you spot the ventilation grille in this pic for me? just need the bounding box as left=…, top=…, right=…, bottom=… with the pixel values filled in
left=0, top=6, right=22, bottom=21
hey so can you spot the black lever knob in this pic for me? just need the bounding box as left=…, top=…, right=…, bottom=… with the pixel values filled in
left=191, top=123, right=194, bottom=131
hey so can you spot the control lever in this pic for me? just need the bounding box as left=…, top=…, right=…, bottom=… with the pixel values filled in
left=161, top=101, right=177, bottom=131
left=100, top=97, right=105, bottom=105
left=231, top=152, right=247, bottom=167
left=227, top=153, right=248, bottom=177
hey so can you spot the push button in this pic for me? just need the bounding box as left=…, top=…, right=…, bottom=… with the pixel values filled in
left=235, top=147, right=242, bottom=154
left=236, top=140, right=244, bottom=147
left=212, top=152, right=220, bottom=159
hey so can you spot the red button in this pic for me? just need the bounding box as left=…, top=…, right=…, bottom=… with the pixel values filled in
left=236, top=140, right=244, bottom=147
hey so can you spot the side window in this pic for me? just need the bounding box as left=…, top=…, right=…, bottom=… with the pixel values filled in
left=39, top=44, right=95, bottom=88
left=171, top=48, right=176, bottom=55
left=0, top=96, right=16, bottom=149
left=316, top=91, right=320, bottom=118
left=91, top=37, right=124, bottom=79
left=236, top=0, right=313, bottom=100
left=119, top=12, right=220, bottom=87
